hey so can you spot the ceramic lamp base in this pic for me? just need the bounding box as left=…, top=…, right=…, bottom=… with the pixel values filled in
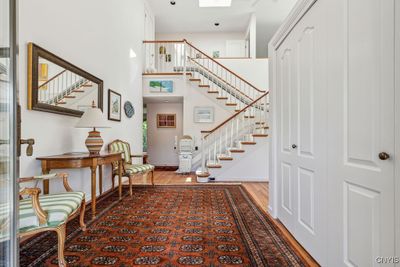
left=85, top=130, right=103, bottom=155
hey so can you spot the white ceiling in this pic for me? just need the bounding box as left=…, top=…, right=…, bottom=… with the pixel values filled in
left=254, top=0, right=298, bottom=57
left=147, top=0, right=257, bottom=33
left=146, top=0, right=297, bottom=57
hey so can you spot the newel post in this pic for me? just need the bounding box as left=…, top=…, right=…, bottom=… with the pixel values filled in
left=200, top=133, right=206, bottom=174
left=183, top=41, right=187, bottom=81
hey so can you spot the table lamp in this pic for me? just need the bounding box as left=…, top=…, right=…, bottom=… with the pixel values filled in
left=76, top=102, right=110, bottom=155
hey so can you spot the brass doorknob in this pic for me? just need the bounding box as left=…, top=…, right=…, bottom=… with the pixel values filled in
left=292, top=144, right=297, bottom=149
left=378, top=152, right=390, bottom=160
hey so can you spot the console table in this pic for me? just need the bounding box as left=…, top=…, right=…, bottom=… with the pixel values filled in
left=37, top=152, right=123, bottom=218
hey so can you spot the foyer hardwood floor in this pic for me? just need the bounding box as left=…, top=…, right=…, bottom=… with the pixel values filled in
left=129, top=171, right=269, bottom=211
left=128, top=171, right=318, bottom=266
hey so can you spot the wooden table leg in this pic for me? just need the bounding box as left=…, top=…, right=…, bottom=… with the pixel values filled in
left=90, top=166, right=97, bottom=218
left=99, top=165, right=103, bottom=195
left=42, top=168, right=50, bottom=194
left=118, top=160, right=123, bottom=199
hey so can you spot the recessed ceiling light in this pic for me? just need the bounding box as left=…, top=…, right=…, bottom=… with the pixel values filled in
left=199, top=0, right=232, bottom=7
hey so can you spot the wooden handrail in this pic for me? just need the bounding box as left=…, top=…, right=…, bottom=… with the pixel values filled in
left=143, top=40, right=185, bottom=43
left=38, top=69, right=66, bottom=90
left=142, top=40, right=266, bottom=93
left=189, top=58, right=254, bottom=101
left=202, top=91, right=269, bottom=138
left=183, top=39, right=266, bottom=93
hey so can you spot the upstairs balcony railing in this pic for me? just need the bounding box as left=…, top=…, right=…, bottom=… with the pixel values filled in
left=143, top=40, right=266, bottom=102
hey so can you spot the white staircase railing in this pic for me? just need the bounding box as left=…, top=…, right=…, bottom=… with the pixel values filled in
left=143, top=40, right=265, bottom=102
left=38, top=69, right=88, bottom=105
left=199, top=92, right=269, bottom=176
left=143, top=40, right=269, bottom=177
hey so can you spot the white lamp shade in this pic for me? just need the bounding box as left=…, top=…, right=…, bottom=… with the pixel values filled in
left=76, top=107, right=110, bottom=129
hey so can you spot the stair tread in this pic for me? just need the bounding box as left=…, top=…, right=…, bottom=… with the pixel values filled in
left=216, top=97, right=228, bottom=100
left=208, top=91, right=219, bottom=93
left=197, top=171, right=210, bottom=177
left=207, top=164, right=222, bottom=168
left=64, top=96, right=76, bottom=98
left=226, top=103, right=237, bottom=106
left=241, top=141, right=257, bottom=145
left=230, top=149, right=245, bottom=153
left=189, top=78, right=201, bottom=81
left=199, top=84, right=210, bottom=88
left=219, top=156, right=233, bottom=160
left=244, top=116, right=255, bottom=118
left=252, top=133, right=269, bottom=137
left=73, top=90, right=85, bottom=93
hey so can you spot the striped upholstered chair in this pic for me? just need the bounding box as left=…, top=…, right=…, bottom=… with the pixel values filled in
left=109, top=139, right=155, bottom=196
left=11, top=173, right=86, bottom=267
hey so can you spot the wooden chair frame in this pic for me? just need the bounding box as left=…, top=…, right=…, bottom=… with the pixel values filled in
left=108, top=139, right=154, bottom=196
left=18, top=173, right=86, bottom=267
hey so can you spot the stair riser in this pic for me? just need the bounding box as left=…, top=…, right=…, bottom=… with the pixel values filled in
left=207, top=138, right=269, bottom=181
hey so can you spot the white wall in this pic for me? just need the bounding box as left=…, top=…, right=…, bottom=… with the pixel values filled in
left=146, top=102, right=183, bottom=166
left=156, top=32, right=246, bottom=58
left=143, top=75, right=233, bottom=155
left=245, top=13, right=257, bottom=59
left=216, top=58, right=269, bottom=91
left=19, top=0, right=152, bottom=200
left=182, top=81, right=233, bottom=149
left=209, top=137, right=269, bottom=182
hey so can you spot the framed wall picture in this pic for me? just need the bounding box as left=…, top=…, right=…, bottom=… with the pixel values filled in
left=108, top=89, right=121, bottom=121
left=194, top=106, right=214, bottom=123
left=157, top=114, right=176, bottom=128
left=212, top=51, right=220, bottom=58
left=149, top=80, right=173, bottom=93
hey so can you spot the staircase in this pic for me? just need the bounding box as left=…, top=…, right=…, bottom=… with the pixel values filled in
left=143, top=40, right=269, bottom=180
left=38, top=69, right=92, bottom=106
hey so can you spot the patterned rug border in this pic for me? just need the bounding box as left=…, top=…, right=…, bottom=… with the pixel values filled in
left=236, top=186, right=311, bottom=265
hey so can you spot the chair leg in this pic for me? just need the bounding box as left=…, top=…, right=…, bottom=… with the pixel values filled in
left=151, top=170, right=155, bottom=186
left=55, top=223, right=67, bottom=267
left=129, top=175, right=133, bottom=196
left=79, top=198, right=87, bottom=231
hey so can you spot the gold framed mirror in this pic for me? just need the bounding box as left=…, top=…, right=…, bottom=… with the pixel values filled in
left=27, top=43, right=103, bottom=117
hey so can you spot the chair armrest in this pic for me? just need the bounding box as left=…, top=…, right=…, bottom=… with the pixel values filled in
left=19, top=173, right=73, bottom=192
left=19, top=187, right=48, bottom=225
left=33, top=173, right=61, bottom=180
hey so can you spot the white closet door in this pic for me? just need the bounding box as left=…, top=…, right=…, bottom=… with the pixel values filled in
left=276, top=38, right=297, bottom=233
left=291, top=3, right=328, bottom=264
left=276, top=1, right=328, bottom=264
left=329, top=0, right=396, bottom=265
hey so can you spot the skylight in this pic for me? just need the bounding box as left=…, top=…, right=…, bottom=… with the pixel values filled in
left=199, top=0, right=232, bottom=7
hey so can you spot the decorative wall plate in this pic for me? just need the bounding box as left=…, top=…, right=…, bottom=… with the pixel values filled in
left=124, top=101, right=134, bottom=118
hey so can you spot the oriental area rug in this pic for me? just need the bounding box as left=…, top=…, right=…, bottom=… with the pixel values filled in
left=20, top=185, right=307, bottom=266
